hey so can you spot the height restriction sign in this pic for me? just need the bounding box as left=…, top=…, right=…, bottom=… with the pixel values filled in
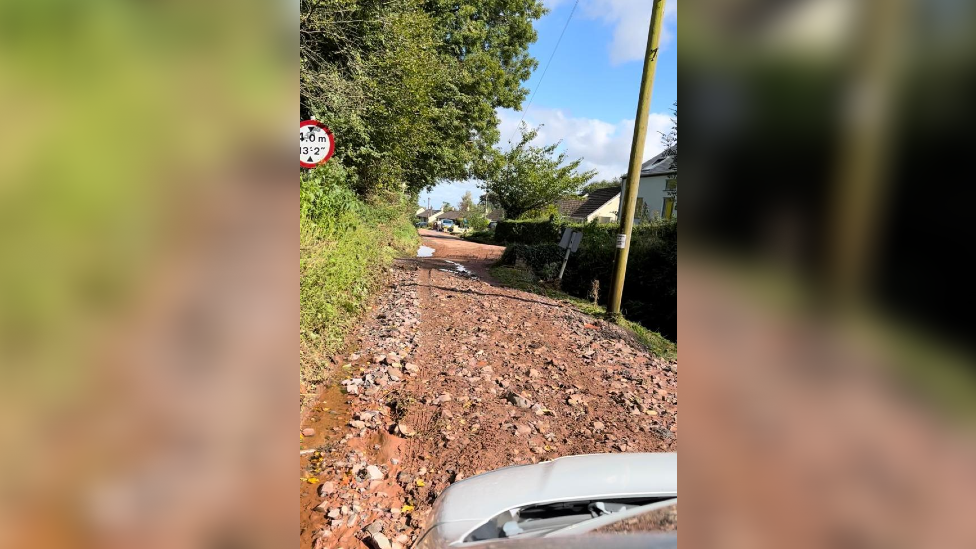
left=300, top=120, right=335, bottom=168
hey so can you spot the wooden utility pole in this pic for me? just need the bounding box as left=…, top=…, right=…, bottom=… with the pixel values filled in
left=607, top=0, right=666, bottom=321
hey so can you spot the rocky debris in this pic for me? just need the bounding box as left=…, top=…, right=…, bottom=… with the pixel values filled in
left=395, top=423, right=416, bottom=437
left=318, top=481, right=335, bottom=497
left=302, top=428, right=316, bottom=437
left=367, top=532, right=392, bottom=549
left=305, top=258, right=677, bottom=549
left=504, top=391, right=531, bottom=409
left=366, top=465, right=384, bottom=481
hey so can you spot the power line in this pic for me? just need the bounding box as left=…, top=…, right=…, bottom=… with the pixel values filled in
left=507, top=0, right=581, bottom=144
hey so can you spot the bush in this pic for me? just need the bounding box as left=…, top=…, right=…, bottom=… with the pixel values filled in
left=495, top=219, right=677, bottom=341
left=498, top=243, right=566, bottom=274
left=494, top=219, right=564, bottom=245
left=562, top=221, right=676, bottom=341
left=300, top=164, right=418, bottom=399
left=466, top=210, right=490, bottom=231
left=462, top=229, right=495, bottom=245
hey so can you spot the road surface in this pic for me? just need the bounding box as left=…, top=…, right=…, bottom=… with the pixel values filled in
left=299, top=230, right=677, bottom=548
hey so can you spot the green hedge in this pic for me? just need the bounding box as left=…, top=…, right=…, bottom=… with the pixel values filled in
left=494, top=219, right=564, bottom=245
left=498, top=243, right=566, bottom=274
left=300, top=163, right=419, bottom=397
left=497, top=220, right=676, bottom=341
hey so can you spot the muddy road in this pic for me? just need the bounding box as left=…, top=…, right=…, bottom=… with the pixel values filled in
left=299, top=230, right=677, bottom=549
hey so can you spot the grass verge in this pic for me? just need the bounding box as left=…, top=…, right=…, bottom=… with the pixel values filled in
left=300, top=167, right=418, bottom=408
left=490, top=265, right=677, bottom=360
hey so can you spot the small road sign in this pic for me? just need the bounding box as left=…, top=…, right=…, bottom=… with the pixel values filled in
left=558, top=227, right=573, bottom=249
left=557, top=229, right=584, bottom=281
left=300, top=120, right=335, bottom=168
left=569, top=231, right=583, bottom=252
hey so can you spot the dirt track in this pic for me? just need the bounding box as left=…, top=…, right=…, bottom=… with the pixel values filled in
left=299, top=230, right=677, bottom=549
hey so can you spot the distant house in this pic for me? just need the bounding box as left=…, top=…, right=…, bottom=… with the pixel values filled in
left=437, top=210, right=464, bottom=222
left=555, top=197, right=585, bottom=218
left=417, top=208, right=444, bottom=224
left=621, top=149, right=677, bottom=222
left=552, top=187, right=621, bottom=224
left=568, top=187, right=621, bottom=223
left=416, top=206, right=427, bottom=216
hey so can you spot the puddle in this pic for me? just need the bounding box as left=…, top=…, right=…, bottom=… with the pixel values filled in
left=417, top=245, right=435, bottom=258
left=299, top=383, right=350, bottom=549
left=439, top=260, right=478, bottom=279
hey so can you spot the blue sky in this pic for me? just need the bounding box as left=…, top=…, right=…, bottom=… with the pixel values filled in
left=419, top=0, right=678, bottom=210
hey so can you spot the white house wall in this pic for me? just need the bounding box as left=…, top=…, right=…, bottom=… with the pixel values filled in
left=585, top=195, right=621, bottom=223
left=617, top=175, right=676, bottom=223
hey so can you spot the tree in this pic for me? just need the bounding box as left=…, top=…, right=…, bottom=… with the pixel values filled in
left=661, top=101, right=677, bottom=210
left=466, top=210, right=490, bottom=231
left=478, top=124, right=596, bottom=219
left=580, top=179, right=620, bottom=195
left=459, top=191, right=475, bottom=212
left=662, top=101, right=677, bottom=172
left=300, top=0, right=546, bottom=195
left=441, top=202, right=456, bottom=212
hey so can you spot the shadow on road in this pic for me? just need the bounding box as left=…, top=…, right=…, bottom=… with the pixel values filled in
left=401, top=280, right=561, bottom=309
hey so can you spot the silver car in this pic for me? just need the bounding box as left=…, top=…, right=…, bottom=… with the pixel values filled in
left=414, top=453, right=677, bottom=548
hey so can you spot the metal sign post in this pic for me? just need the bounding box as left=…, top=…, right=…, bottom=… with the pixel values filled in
left=557, top=228, right=583, bottom=282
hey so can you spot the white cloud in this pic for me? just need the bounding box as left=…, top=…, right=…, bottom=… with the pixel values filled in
left=497, top=106, right=673, bottom=181
left=581, top=0, right=678, bottom=65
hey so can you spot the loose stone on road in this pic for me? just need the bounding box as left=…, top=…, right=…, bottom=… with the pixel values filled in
left=298, top=229, right=676, bottom=549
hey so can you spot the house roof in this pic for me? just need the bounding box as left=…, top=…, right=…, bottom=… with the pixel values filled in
left=640, top=148, right=677, bottom=177
left=418, top=208, right=441, bottom=218
left=438, top=210, right=465, bottom=220
left=570, top=187, right=621, bottom=219
left=555, top=198, right=584, bottom=217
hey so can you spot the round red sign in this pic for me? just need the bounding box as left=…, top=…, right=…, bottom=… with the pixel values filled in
left=300, top=120, right=335, bottom=168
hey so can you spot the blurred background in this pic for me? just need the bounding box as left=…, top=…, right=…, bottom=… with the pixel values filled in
left=680, top=0, right=976, bottom=546
left=0, top=0, right=294, bottom=547
left=4, top=0, right=976, bottom=547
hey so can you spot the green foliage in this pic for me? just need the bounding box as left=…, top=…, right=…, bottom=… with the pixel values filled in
left=498, top=243, right=565, bottom=273
left=493, top=218, right=563, bottom=245
left=462, top=229, right=495, bottom=244
left=478, top=124, right=597, bottom=219
left=300, top=166, right=418, bottom=395
left=459, top=191, right=475, bottom=212
left=662, top=101, right=677, bottom=173
left=494, top=220, right=677, bottom=341
left=580, top=179, right=621, bottom=195
left=300, top=0, right=546, bottom=195
left=489, top=266, right=676, bottom=359
left=465, top=209, right=490, bottom=231
left=520, top=203, right=561, bottom=220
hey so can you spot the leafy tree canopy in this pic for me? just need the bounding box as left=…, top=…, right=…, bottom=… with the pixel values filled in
left=580, top=179, right=620, bottom=195
left=478, top=124, right=596, bottom=219
left=300, top=0, right=545, bottom=196
left=459, top=190, right=475, bottom=212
